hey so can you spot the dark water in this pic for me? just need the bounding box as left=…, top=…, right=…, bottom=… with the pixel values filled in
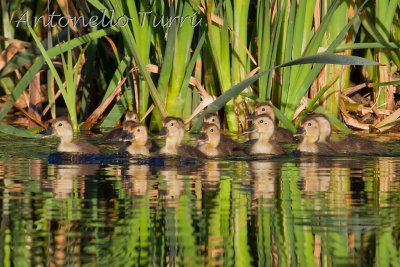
left=1, top=135, right=400, bottom=266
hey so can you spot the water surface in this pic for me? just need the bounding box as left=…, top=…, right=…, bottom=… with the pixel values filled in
left=1, top=134, right=400, bottom=266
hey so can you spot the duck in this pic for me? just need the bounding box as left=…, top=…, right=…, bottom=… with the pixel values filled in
left=247, top=102, right=297, bottom=143
left=295, top=117, right=335, bottom=155
left=120, top=121, right=158, bottom=156
left=306, top=113, right=387, bottom=154
left=103, top=110, right=139, bottom=141
left=197, top=123, right=244, bottom=157
left=203, top=112, right=243, bottom=152
left=158, top=116, right=207, bottom=158
left=244, top=114, right=285, bottom=155
left=42, top=118, right=100, bottom=154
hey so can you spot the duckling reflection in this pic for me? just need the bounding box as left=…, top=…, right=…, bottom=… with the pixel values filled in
left=43, top=118, right=100, bottom=154
left=201, top=160, right=221, bottom=192
left=297, top=157, right=332, bottom=192
left=103, top=110, right=139, bottom=141
left=247, top=102, right=297, bottom=143
left=249, top=161, right=281, bottom=199
left=122, top=164, right=150, bottom=196
left=158, top=116, right=206, bottom=158
left=159, top=168, right=184, bottom=207
left=44, top=164, right=99, bottom=199
left=203, top=113, right=243, bottom=152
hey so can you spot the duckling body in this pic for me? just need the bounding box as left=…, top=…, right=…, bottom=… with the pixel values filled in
left=120, top=121, right=157, bottom=156
left=335, top=135, right=387, bottom=154
left=103, top=111, right=139, bottom=141
left=197, top=123, right=243, bottom=157
left=305, top=113, right=387, bottom=154
left=247, top=102, right=297, bottom=143
left=244, top=115, right=285, bottom=155
left=203, top=113, right=243, bottom=152
left=159, top=117, right=207, bottom=159
left=43, top=118, right=100, bottom=154
left=295, top=118, right=335, bottom=155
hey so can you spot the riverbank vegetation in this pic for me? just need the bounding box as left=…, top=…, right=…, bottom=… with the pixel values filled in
left=0, top=0, right=399, bottom=136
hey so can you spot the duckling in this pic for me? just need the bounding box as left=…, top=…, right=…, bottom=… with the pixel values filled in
left=306, top=113, right=387, bottom=154
left=120, top=122, right=153, bottom=156
left=295, top=118, right=335, bottom=155
left=244, top=114, right=285, bottom=155
left=120, top=121, right=160, bottom=154
left=197, top=123, right=244, bottom=157
left=158, top=116, right=207, bottom=159
left=247, top=102, right=297, bottom=143
left=43, top=118, right=100, bottom=154
left=203, top=112, right=242, bottom=151
left=103, top=110, right=139, bottom=141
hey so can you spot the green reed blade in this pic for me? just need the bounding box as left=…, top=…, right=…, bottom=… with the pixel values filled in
left=28, top=27, right=73, bottom=117
left=280, top=0, right=297, bottom=110
left=149, top=2, right=177, bottom=131
left=0, top=121, right=41, bottom=138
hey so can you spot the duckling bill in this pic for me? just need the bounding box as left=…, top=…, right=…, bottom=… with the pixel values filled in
left=43, top=118, right=100, bottom=154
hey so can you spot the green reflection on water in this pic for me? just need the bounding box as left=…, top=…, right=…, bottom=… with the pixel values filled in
left=1, top=137, right=400, bottom=266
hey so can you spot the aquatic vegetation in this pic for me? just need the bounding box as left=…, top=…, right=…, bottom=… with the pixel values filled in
left=0, top=0, right=399, bottom=137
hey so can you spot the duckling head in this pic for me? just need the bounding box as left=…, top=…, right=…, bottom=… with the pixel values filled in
left=247, top=102, right=275, bottom=122
left=296, top=118, right=320, bottom=144
left=313, top=114, right=331, bottom=142
left=203, top=113, right=221, bottom=129
left=121, top=121, right=148, bottom=145
left=42, top=118, right=73, bottom=142
left=158, top=117, right=185, bottom=144
left=122, top=111, right=139, bottom=128
left=244, top=114, right=275, bottom=140
left=198, top=123, right=221, bottom=147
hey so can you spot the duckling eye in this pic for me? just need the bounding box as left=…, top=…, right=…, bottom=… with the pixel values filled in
left=260, top=120, right=263, bottom=123
left=307, top=122, right=312, bottom=126
left=170, top=122, right=174, bottom=126
left=262, top=108, right=265, bottom=111
left=210, top=129, right=214, bottom=133
left=58, top=123, right=62, bottom=127
left=137, top=128, right=141, bottom=132
left=212, top=119, right=215, bottom=122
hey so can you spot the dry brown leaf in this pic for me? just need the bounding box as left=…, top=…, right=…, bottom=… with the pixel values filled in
left=340, top=99, right=370, bottom=130
left=0, top=42, right=26, bottom=71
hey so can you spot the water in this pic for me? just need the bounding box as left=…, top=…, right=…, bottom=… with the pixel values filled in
left=1, top=134, right=400, bottom=266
